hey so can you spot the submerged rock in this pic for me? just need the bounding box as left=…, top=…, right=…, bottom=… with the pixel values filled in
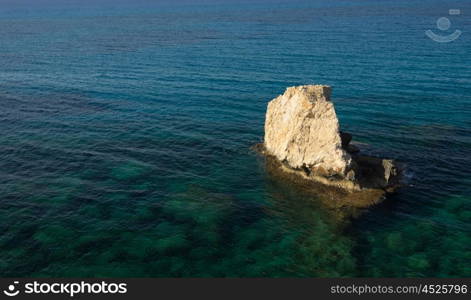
left=259, top=85, right=400, bottom=205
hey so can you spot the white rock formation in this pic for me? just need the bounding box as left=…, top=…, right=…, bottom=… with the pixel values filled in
left=264, top=85, right=353, bottom=178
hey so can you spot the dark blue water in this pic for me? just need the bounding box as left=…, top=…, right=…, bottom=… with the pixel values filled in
left=1, top=0, right=470, bottom=277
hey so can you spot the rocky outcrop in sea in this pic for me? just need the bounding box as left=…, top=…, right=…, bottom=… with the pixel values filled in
left=256, top=85, right=400, bottom=207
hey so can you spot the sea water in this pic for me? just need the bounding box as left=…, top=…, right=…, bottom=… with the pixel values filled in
left=0, top=0, right=470, bottom=277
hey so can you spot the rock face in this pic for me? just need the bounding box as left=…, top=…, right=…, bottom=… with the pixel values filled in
left=262, top=85, right=399, bottom=194
left=265, top=85, right=353, bottom=179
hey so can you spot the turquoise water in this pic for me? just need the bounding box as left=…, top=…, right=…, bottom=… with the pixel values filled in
left=0, top=0, right=470, bottom=277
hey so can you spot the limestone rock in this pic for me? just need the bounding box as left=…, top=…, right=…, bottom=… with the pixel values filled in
left=262, top=85, right=400, bottom=194
left=264, top=85, right=353, bottom=178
